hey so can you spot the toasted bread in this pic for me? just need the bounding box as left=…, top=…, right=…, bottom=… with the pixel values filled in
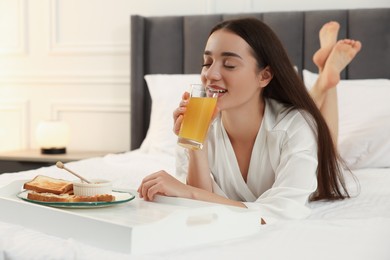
left=23, top=175, right=73, bottom=195
left=27, top=191, right=115, bottom=203
left=95, top=194, right=115, bottom=202
left=70, top=194, right=115, bottom=202
left=27, top=191, right=72, bottom=202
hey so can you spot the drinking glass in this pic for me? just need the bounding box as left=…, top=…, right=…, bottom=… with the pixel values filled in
left=177, top=84, right=218, bottom=150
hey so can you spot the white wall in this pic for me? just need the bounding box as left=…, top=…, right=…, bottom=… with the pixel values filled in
left=0, top=0, right=389, bottom=152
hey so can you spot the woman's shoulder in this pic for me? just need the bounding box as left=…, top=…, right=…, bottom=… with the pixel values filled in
left=265, top=98, right=314, bottom=132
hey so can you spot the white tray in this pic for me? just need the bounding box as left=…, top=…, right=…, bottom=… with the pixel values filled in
left=0, top=180, right=262, bottom=255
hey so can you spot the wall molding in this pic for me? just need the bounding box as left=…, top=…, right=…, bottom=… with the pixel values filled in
left=0, top=99, right=30, bottom=149
left=50, top=101, right=130, bottom=120
left=0, top=0, right=28, bottom=56
left=48, top=101, right=130, bottom=151
left=0, top=73, right=129, bottom=85
left=48, top=0, right=129, bottom=56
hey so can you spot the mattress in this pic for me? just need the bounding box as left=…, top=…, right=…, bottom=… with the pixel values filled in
left=0, top=150, right=389, bottom=260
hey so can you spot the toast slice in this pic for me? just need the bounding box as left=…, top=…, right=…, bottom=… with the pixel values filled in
left=23, top=175, right=73, bottom=195
left=27, top=191, right=73, bottom=202
left=70, top=194, right=115, bottom=202
left=27, top=191, right=115, bottom=203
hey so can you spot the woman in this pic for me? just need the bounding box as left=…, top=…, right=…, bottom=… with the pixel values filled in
left=138, top=18, right=360, bottom=220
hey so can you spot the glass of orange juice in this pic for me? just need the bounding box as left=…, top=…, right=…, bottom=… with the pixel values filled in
left=177, top=84, right=218, bottom=150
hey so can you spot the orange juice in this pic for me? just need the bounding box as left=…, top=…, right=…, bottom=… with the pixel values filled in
left=178, top=96, right=217, bottom=149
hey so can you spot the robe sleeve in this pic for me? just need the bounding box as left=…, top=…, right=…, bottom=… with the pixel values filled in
left=175, top=146, right=189, bottom=183
left=243, top=112, right=318, bottom=220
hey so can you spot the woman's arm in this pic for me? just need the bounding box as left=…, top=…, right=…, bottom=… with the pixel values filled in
left=186, top=145, right=213, bottom=192
left=137, top=170, right=245, bottom=208
left=173, top=91, right=215, bottom=192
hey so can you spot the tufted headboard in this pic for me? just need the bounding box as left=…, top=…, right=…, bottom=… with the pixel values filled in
left=130, top=8, right=390, bottom=150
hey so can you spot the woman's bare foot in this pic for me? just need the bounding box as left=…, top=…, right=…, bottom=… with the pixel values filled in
left=317, top=39, right=362, bottom=90
left=313, top=21, right=340, bottom=72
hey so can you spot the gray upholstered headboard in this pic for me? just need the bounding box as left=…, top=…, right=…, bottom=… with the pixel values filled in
left=130, top=8, right=390, bottom=150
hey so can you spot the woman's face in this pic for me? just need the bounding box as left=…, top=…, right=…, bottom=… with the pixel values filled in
left=201, top=29, right=264, bottom=111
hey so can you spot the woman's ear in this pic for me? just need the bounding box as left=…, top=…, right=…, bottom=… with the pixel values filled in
left=258, top=66, right=273, bottom=88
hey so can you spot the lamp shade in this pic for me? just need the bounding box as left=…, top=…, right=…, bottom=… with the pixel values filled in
left=36, top=120, right=70, bottom=154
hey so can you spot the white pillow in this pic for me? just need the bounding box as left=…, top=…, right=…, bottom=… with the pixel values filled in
left=141, top=74, right=201, bottom=156
left=303, top=69, right=390, bottom=169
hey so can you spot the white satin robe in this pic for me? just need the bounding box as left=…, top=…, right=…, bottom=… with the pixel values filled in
left=176, top=98, right=318, bottom=220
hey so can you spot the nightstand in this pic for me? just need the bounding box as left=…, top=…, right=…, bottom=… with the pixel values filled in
left=0, top=150, right=116, bottom=174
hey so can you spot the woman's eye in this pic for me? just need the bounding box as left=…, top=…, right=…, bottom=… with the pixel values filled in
left=224, top=64, right=236, bottom=69
left=224, top=61, right=236, bottom=69
left=202, top=63, right=211, bottom=68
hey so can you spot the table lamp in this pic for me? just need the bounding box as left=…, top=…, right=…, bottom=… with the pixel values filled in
left=36, top=120, right=70, bottom=154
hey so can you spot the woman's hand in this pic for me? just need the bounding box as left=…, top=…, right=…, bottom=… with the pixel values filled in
left=172, top=91, right=220, bottom=136
left=137, top=171, right=192, bottom=201
left=138, top=171, right=246, bottom=209
left=173, top=92, right=190, bottom=136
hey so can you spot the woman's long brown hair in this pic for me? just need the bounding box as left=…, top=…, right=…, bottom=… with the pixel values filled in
left=210, top=18, right=350, bottom=201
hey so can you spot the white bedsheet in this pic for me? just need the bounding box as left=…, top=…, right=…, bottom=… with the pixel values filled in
left=0, top=150, right=176, bottom=192
left=0, top=150, right=389, bottom=260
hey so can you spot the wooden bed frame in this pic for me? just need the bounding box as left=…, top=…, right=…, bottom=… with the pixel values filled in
left=130, top=8, right=390, bottom=150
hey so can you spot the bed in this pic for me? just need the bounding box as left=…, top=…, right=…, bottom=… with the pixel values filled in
left=1, top=8, right=390, bottom=260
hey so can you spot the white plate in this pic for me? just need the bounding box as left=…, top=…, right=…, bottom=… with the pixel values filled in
left=17, top=190, right=135, bottom=208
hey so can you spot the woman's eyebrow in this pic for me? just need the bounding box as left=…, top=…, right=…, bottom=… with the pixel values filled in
left=204, top=50, right=243, bottom=59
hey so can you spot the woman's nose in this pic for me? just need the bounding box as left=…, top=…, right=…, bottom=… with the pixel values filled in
left=203, top=65, right=221, bottom=81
